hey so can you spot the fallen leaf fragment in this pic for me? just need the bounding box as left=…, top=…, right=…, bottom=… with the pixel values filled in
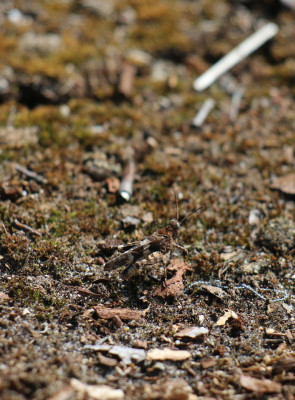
left=0, top=292, right=10, bottom=301
left=175, top=326, right=209, bottom=339
left=78, top=287, right=101, bottom=298
left=134, top=340, right=148, bottom=349
left=47, top=385, right=74, bottom=400
left=201, top=285, right=228, bottom=299
left=217, top=310, right=239, bottom=326
left=105, top=176, right=120, bottom=193
left=118, top=62, right=136, bottom=97
left=239, top=375, right=282, bottom=394
left=70, top=378, right=124, bottom=400
left=109, top=345, right=146, bottom=364
left=85, top=344, right=146, bottom=365
left=147, top=348, right=191, bottom=361
left=98, top=353, right=118, bottom=367
left=270, top=173, right=295, bottom=195
left=153, top=259, right=191, bottom=298
left=200, top=357, right=216, bottom=369
left=143, top=379, right=198, bottom=400
left=94, top=306, right=142, bottom=321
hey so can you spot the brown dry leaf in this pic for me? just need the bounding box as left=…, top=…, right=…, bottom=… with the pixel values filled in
left=105, top=176, right=120, bottom=193
left=94, top=306, right=142, bottom=321
left=200, top=357, right=216, bottom=369
left=77, top=287, right=101, bottom=298
left=201, top=284, right=228, bottom=299
left=174, top=326, right=209, bottom=339
left=239, top=375, right=282, bottom=393
left=70, top=378, right=124, bottom=400
left=0, top=292, right=10, bottom=301
left=216, top=310, right=239, bottom=326
left=270, top=173, right=295, bottom=195
left=153, top=259, right=192, bottom=298
left=146, top=348, right=191, bottom=361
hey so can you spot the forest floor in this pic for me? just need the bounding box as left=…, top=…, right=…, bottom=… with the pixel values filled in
left=0, top=1, right=294, bottom=399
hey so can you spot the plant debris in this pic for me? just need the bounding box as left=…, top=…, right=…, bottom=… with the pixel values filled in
left=270, top=172, right=295, bottom=195
left=0, top=1, right=295, bottom=399
left=174, top=326, right=209, bottom=340
left=200, top=357, right=217, bottom=369
left=70, top=378, right=124, bottom=400
left=0, top=292, right=10, bottom=301
left=200, top=284, right=228, bottom=299
left=146, top=348, right=191, bottom=362
left=216, top=310, right=240, bottom=326
left=85, top=344, right=146, bottom=365
left=94, top=306, right=143, bottom=321
left=153, top=259, right=192, bottom=298
left=239, top=375, right=282, bottom=394
left=143, top=379, right=197, bottom=400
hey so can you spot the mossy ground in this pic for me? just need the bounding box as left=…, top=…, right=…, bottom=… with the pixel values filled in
left=0, top=1, right=294, bottom=399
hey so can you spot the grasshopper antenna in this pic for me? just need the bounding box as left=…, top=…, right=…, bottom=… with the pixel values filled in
left=180, top=206, right=203, bottom=225
left=173, top=187, right=179, bottom=221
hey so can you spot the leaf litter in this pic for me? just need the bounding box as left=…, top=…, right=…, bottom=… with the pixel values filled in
left=0, top=1, right=295, bottom=400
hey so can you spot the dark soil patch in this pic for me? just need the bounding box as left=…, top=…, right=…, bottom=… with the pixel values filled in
left=0, top=1, right=294, bottom=399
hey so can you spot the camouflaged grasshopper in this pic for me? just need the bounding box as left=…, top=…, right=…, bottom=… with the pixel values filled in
left=104, top=207, right=202, bottom=280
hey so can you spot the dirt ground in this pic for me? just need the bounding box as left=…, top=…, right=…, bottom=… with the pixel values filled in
left=0, top=1, right=294, bottom=399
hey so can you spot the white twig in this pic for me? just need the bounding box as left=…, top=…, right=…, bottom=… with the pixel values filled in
left=193, top=23, right=279, bottom=91
left=229, top=87, right=244, bottom=121
left=186, top=280, right=290, bottom=302
left=119, top=160, right=136, bottom=202
left=192, top=98, right=215, bottom=127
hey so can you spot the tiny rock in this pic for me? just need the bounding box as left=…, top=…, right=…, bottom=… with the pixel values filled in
left=121, top=216, right=140, bottom=228
left=248, top=209, right=262, bottom=225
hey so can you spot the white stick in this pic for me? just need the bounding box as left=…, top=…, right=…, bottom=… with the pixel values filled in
left=192, top=98, right=215, bottom=127
left=193, top=23, right=279, bottom=92
left=229, top=87, right=244, bottom=121
left=119, top=160, right=136, bottom=201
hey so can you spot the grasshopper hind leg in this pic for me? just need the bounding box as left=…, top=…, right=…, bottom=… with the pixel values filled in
left=120, top=263, right=138, bottom=280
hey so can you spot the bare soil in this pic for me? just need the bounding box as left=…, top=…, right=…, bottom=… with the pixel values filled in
left=0, top=1, right=294, bottom=399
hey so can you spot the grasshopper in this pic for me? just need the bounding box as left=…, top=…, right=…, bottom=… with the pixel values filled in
left=104, top=207, right=202, bottom=280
